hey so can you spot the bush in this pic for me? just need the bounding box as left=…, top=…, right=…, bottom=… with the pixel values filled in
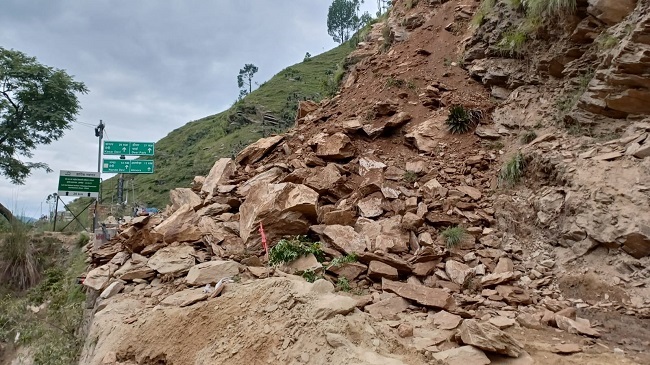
left=524, top=0, right=576, bottom=18
left=497, top=28, right=528, bottom=56
left=441, top=226, right=466, bottom=249
left=446, top=105, right=481, bottom=134
left=520, top=130, right=537, bottom=144
left=268, top=236, right=324, bottom=266
left=1, top=224, right=41, bottom=290
left=403, top=170, right=418, bottom=183
left=472, top=0, right=496, bottom=26
left=336, top=277, right=352, bottom=292
left=75, top=233, right=89, bottom=248
left=327, top=254, right=358, bottom=269
left=499, top=152, right=526, bottom=187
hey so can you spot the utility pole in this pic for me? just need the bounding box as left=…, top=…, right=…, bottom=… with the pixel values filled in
left=117, top=154, right=125, bottom=205
left=93, top=120, right=105, bottom=233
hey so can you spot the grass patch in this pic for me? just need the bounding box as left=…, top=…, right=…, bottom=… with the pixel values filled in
left=301, top=269, right=320, bottom=283
left=498, top=152, right=526, bottom=187
left=75, top=233, right=89, bottom=248
left=446, top=105, right=481, bottom=134
left=483, top=140, right=505, bottom=150
left=525, top=0, right=576, bottom=18
left=1, top=223, right=41, bottom=290
left=336, top=277, right=352, bottom=292
left=596, top=33, right=619, bottom=50
left=497, top=28, right=528, bottom=56
left=555, top=70, right=594, bottom=125
left=0, top=244, right=86, bottom=365
left=268, top=236, right=324, bottom=266
left=327, top=254, right=358, bottom=269
left=381, top=22, right=394, bottom=52
left=405, top=0, right=419, bottom=9
left=403, top=170, right=418, bottom=183
left=472, top=0, right=496, bottom=26
left=441, top=226, right=466, bottom=249
left=520, top=130, right=537, bottom=144
left=386, top=77, right=406, bottom=88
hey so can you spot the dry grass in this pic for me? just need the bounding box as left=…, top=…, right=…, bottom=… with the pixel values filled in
left=1, top=223, right=41, bottom=290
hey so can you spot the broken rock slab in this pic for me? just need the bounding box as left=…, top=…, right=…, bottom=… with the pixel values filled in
left=368, top=261, right=399, bottom=280
left=365, top=297, right=410, bottom=319
left=152, top=204, right=202, bottom=243
left=315, top=132, right=355, bottom=160
left=235, top=135, right=284, bottom=165
left=432, top=346, right=490, bottom=365
left=160, top=288, right=208, bottom=307
left=312, top=294, right=357, bottom=320
left=147, top=245, right=196, bottom=275
left=382, top=278, right=454, bottom=310
left=201, top=158, right=234, bottom=196
left=432, top=310, right=463, bottom=330
left=84, top=265, right=112, bottom=291
left=186, top=260, right=240, bottom=286
left=169, top=188, right=202, bottom=212
left=100, top=281, right=125, bottom=299
left=554, top=315, right=601, bottom=337
left=458, top=320, right=524, bottom=358
left=321, top=225, right=368, bottom=255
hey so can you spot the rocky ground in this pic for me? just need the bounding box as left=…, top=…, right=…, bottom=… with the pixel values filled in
left=78, top=1, right=650, bottom=364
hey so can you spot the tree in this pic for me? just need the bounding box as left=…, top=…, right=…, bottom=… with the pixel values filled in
left=237, top=64, right=258, bottom=94
left=0, top=47, right=87, bottom=222
left=327, top=0, right=364, bottom=44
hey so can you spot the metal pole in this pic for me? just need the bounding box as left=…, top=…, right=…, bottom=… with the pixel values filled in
left=117, top=173, right=124, bottom=204
left=93, top=120, right=105, bottom=233
left=53, top=195, right=59, bottom=231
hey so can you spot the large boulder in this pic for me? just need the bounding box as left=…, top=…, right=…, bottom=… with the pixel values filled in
left=236, top=135, right=284, bottom=165
left=84, top=264, right=111, bottom=291
left=314, top=133, right=355, bottom=160
left=169, top=188, right=202, bottom=212
left=239, top=183, right=318, bottom=250
left=201, top=158, right=234, bottom=196
left=186, top=260, right=240, bottom=286
left=587, top=0, right=637, bottom=25
left=236, top=167, right=284, bottom=196
left=356, top=216, right=409, bottom=253
left=296, top=100, right=319, bottom=119
left=304, top=164, right=343, bottom=193
left=153, top=204, right=202, bottom=243
left=458, top=320, right=524, bottom=357
left=321, top=225, right=368, bottom=254
left=432, top=346, right=490, bottom=365
left=405, top=116, right=447, bottom=153
left=147, top=245, right=196, bottom=275
left=115, top=254, right=155, bottom=281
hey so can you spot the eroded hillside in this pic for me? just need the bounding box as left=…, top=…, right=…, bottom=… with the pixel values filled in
left=78, top=1, right=650, bottom=364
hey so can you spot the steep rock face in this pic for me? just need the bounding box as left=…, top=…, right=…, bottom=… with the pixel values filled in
left=577, top=7, right=650, bottom=118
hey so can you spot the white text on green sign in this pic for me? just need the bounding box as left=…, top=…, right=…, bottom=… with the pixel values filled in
left=57, top=170, right=100, bottom=198
left=102, top=159, right=155, bottom=174
left=103, top=141, right=155, bottom=156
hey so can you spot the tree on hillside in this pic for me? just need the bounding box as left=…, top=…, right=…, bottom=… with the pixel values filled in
left=0, top=47, right=88, bottom=222
left=237, top=63, right=258, bottom=94
left=327, top=0, right=365, bottom=44
left=376, top=0, right=391, bottom=16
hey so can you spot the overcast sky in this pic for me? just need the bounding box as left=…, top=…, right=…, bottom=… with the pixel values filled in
left=0, top=0, right=377, bottom=218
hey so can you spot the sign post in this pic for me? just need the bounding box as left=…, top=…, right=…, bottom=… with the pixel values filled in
left=57, top=170, right=101, bottom=198
left=103, top=141, right=155, bottom=156
left=102, top=160, right=154, bottom=174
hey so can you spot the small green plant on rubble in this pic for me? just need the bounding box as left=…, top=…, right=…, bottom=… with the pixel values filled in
left=268, top=236, right=324, bottom=266
left=301, top=269, right=320, bottom=283
left=446, top=105, right=481, bottom=134
left=336, top=277, right=352, bottom=292
left=472, top=0, right=496, bottom=26
left=441, top=226, right=466, bottom=249
left=498, top=152, right=526, bottom=187
left=327, top=253, right=358, bottom=269
left=520, top=129, right=537, bottom=144
left=403, top=170, right=418, bottom=183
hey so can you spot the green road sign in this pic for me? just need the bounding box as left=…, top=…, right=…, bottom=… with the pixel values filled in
left=102, top=159, right=154, bottom=174
left=57, top=170, right=100, bottom=198
left=103, top=141, right=155, bottom=156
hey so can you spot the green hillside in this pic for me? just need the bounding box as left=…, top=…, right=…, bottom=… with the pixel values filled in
left=101, top=42, right=355, bottom=209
